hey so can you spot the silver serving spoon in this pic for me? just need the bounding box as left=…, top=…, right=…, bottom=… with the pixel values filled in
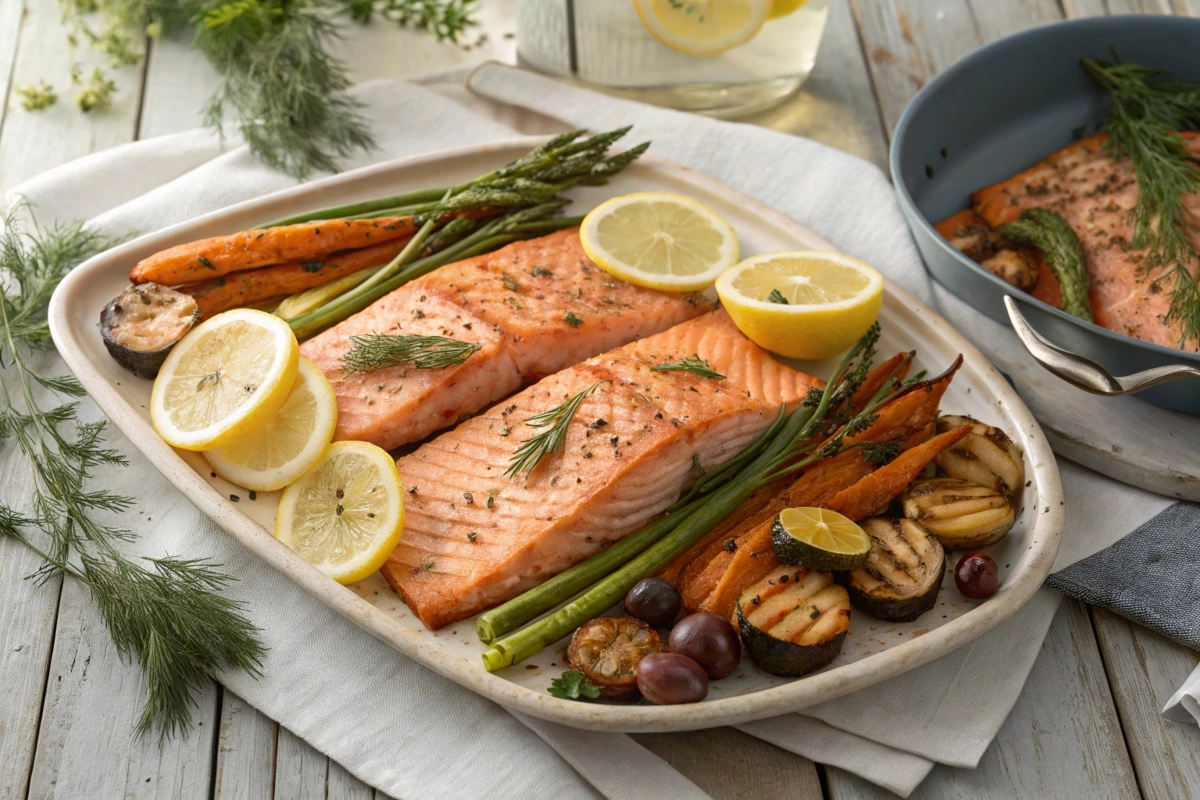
left=1004, top=296, right=1200, bottom=396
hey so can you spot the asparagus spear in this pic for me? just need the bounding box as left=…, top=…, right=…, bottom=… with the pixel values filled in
left=480, top=326, right=883, bottom=671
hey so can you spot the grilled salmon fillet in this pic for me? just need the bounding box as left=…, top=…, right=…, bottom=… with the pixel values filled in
left=383, top=310, right=820, bottom=630
left=300, top=229, right=712, bottom=450
left=965, top=132, right=1200, bottom=351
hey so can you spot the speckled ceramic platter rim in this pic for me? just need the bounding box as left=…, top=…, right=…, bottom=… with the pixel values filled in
left=49, top=138, right=1063, bottom=732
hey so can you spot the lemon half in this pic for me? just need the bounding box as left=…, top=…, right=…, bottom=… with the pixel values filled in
left=581, top=192, right=739, bottom=291
left=275, top=441, right=405, bottom=585
left=715, top=251, right=883, bottom=360
left=633, top=0, right=772, bottom=56
left=204, top=357, right=338, bottom=492
left=151, top=309, right=299, bottom=451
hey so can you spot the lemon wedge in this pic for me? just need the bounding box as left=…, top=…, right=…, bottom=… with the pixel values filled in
left=771, top=507, right=871, bottom=571
left=715, top=251, right=883, bottom=360
left=633, top=0, right=771, bottom=56
left=203, top=357, right=338, bottom=492
left=151, top=308, right=299, bottom=451
left=769, top=0, right=808, bottom=19
left=580, top=192, right=739, bottom=291
left=275, top=441, right=405, bottom=584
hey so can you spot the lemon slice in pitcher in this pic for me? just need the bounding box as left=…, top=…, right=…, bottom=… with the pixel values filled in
left=275, top=441, right=405, bottom=584
left=150, top=309, right=299, bottom=451
left=633, top=0, right=772, bottom=56
left=580, top=192, right=739, bottom=291
left=204, top=358, right=338, bottom=492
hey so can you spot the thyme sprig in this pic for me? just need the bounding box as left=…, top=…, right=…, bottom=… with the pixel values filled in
left=505, top=381, right=608, bottom=479
left=341, top=333, right=480, bottom=375
left=1082, top=58, right=1200, bottom=345
left=0, top=207, right=265, bottom=736
left=650, top=354, right=726, bottom=379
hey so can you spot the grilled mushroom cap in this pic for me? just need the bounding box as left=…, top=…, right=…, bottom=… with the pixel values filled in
left=100, top=283, right=199, bottom=379
left=902, top=477, right=1015, bottom=550
left=567, top=617, right=664, bottom=698
left=934, top=415, right=1025, bottom=498
left=845, top=517, right=945, bottom=623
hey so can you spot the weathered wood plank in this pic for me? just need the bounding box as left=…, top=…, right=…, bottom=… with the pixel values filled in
left=25, top=577, right=219, bottom=799
left=1061, top=0, right=1174, bottom=16
left=327, top=759, right=376, bottom=800
left=826, top=600, right=1139, bottom=799
left=274, top=726, right=330, bottom=799
left=744, top=0, right=890, bottom=169
left=633, top=727, right=824, bottom=800
left=0, top=0, right=24, bottom=143
left=1093, top=608, right=1200, bottom=800
left=138, top=34, right=217, bottom=139
left=213, top=692, right=277, bottom=800
left=0, top=1, right=145, bottom=189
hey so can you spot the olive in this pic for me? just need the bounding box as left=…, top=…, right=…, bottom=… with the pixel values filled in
left=668, top=612, right=741, bottom=679
left=955, top=552, right=999, bottom=599
left=624, top=578, right=682, bottom=627
left=637, top=653, right=709, bottom=705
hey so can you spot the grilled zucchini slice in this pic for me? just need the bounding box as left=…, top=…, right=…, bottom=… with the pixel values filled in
left=736, top=565, right=851, bottom=677
left=100, top=283, right=199, bottom=379
left=845, top=517, right=945, bottom=623
left=902, top=477, right=1015, bottom=550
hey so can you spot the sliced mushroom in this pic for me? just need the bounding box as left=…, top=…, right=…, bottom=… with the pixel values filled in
left=902, top=477, right=1015, bottom=550
left=934, top=415, right=1025, bottom=498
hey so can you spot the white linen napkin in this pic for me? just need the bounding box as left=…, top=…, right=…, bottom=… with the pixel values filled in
left=1164, top=664, right=1200, bottom=724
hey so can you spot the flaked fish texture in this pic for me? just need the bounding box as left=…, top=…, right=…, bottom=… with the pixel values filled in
left=384, top=310, right=820, bottom=630
left=301, top=229, right=712, bottom=450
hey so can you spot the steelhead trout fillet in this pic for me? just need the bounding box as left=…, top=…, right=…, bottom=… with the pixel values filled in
left=383, top=310, right=820, bottom=630
left=300, top=229, right=713, bottom=451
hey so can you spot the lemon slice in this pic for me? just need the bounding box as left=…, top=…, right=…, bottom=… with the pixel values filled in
left=151, top=308, right=299, bottom=451
left=275, top=441, right=405, bottom=584
left=714, top=250, right=883, bottom=360
left=580, top=192, right=739, bottom=291
left=203, top=358, right=338, bottom=492
left=771, top=507, right=871, bottom=571
left=632, top=0, right=771, bottom=56
left=769, top=0, right=808, bottom=19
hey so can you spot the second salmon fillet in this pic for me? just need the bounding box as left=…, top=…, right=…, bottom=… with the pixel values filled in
left=383, top=310, right=820, bottom=630
left=300, top=229, right=712, bottom=450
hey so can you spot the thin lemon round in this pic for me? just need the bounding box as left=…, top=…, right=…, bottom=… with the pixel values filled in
left=715, top=250, right=883, bottom=360
left=633, top=0, right=771, bottom=56
left=203, top=358, right=338, bottom=492
left=772, top=507, right=871, bottom=571
left=275, top=441, right=404, bottom=585
left=580, top=192, right=739, bottom=291
left=769, top=0, right=808, bottom=19
left=150, top=308, right=299, bottom=451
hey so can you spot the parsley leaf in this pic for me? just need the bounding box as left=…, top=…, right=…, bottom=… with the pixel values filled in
left=548, top=670, right=601, bottom=700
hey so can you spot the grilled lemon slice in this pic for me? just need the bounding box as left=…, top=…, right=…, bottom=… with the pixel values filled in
left=275, top=441, right=405, bottom=584
left=150, top=309, right=299, bottom=451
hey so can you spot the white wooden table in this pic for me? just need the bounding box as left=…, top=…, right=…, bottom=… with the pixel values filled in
left=1, top=2, right=1197, bottom=798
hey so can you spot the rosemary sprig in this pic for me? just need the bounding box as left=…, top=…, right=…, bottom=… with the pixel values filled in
left=766, top=288, right=789, bottom=304
left=1082, top=58, right=1200, bottom=344
left=0, top=207, right=265, bottom=736
left=650, top=354, right=726, bottom=379
left=505, top=381, right=608, bottom=479
left=341, top=333, right=480, bottom=375
left=998, top=208, right=1094, bottom=322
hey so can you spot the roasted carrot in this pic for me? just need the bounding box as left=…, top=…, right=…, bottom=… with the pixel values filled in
left=129, top=217, right=418, bottom=285
left=185, top=237, right=412, bottom=319
left=826, top=425, right=972, bottom=521
left=844, top=351, right=913, bottom=416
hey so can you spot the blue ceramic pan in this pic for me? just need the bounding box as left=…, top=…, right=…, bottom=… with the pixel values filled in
left=891, top=15, right=1200, bottom=414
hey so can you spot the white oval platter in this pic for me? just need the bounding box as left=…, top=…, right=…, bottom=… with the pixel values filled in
left=49, top=138, right=1063, bottom=733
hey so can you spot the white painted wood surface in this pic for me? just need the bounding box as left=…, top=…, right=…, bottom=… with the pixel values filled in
left=1, top=1, right=1197, bottom=798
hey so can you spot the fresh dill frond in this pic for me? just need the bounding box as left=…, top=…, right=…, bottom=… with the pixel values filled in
left=998, top=208, right=1093, bottom=322
left=650, top=354, right=726, bottom=379
left=16, top=81, right=58, bottom=111
left=341, top=333, right=481, bottom=374
left=766, top=288, right=789, bottom=304
left=1082, top=57, right=1200, bottom=345
left=342, top=0, right=477, bottom=43
left=505, top=381, right=608, bottom=478
left=0, top=208, right=265, bottom=737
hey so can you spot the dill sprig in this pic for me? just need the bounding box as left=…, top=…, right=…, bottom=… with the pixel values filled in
left=650, top=354, right=726, bottom=379
left=998, top=208, right=1093, bottom=322
left=0, top=207, right=265, bottom=737
left=505, top=381, right=608, bottom=479
left=341, top=333, right=480, bottom=374
left=766, top=288, right=789, bottom=304
left=1082, top=57, right=1200, bottom=345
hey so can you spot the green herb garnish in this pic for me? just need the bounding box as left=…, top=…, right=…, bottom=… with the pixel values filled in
left=766, top=288, right=789, bottom=304
left=341, top=333, right=481, bottom=375
left=548, top=670, right=601, bottom=700
left=505, top=381, right=608, bottom=478
left=651, top=354, right=725, bottom=379
left=564, top=312, right=583, bottom=327
left=16, top=81, right=57, bottom=111
left=998, top=208, right=1093, bottom=321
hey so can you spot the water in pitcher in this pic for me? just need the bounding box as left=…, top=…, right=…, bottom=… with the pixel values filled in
left=517, top=0, right=830, bottom=117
